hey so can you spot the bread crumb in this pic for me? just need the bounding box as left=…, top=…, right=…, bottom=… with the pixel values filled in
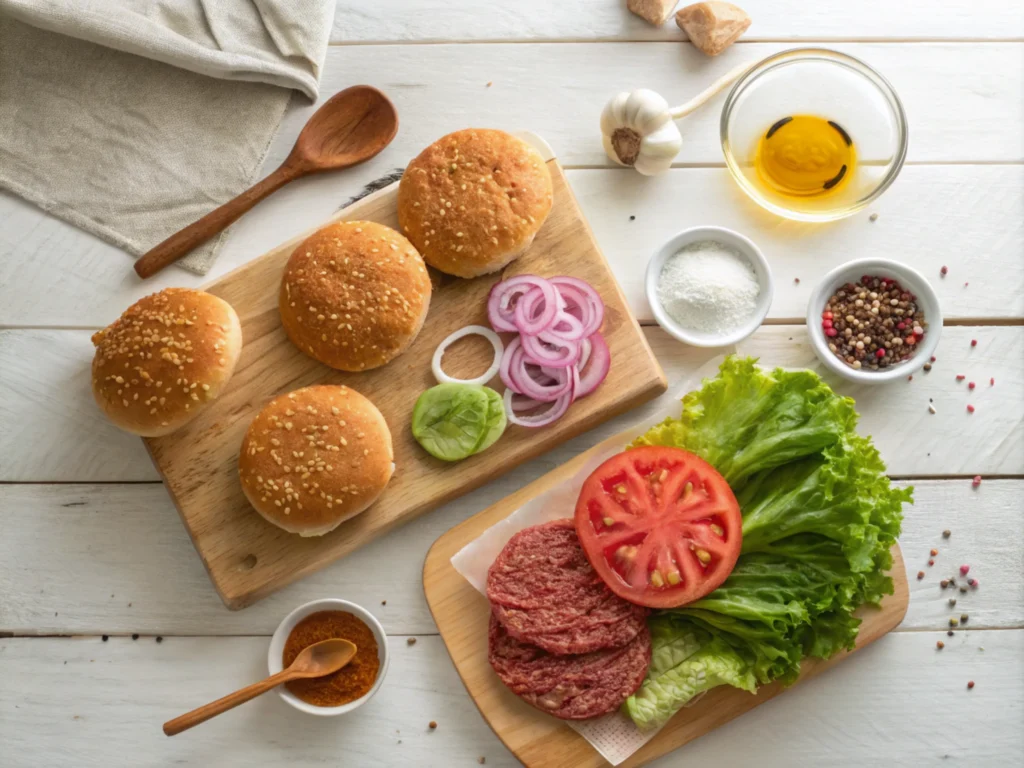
left=628, top=0, right=678, bottom=26
left=676, top=2, right=751, bottom=56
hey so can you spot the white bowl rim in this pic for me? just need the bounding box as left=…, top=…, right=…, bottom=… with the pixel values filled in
left=645, top=225, right=774, bottom=348
left=805, top=257, right=942, bottom=383
left=268, top=598, right=390, bottom=716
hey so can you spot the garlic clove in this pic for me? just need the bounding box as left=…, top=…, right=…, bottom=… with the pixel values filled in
left=600, top=92, right=632, bottom=136
left=634, top=121, right=683, bottom=175
left=624, top=89, right=673, bottom=134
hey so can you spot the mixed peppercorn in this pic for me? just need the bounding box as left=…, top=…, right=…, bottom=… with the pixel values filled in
left=821, top=276, right=926, bottom=370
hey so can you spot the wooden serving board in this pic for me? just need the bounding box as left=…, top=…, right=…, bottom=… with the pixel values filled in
left=423, top=425, right=911, bottom=768
left=144, top=154, right=666, bottom=610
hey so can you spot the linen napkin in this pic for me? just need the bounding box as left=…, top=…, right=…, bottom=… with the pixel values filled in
left=0, top=0, right=335, bottom=274
left=451, top=358, right=726, bottom=766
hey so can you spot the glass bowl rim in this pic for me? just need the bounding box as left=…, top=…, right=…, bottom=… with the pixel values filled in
left=720, top=47, right=909, bottom=222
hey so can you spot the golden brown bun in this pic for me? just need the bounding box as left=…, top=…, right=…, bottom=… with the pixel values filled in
left=279, top=221, right=431, bottom=371
left=238, top=385, right=394, bottom=536
left=91, top=288, right=242, bottom=437
left=397, top=129, right=553, bottom=278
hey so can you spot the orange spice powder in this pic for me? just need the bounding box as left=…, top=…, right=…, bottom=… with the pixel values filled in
left=282, top=610, right=380, bottom=707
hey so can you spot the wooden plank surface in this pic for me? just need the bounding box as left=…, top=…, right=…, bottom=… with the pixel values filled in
left=4, top=325, right=1020, bottom=483
left=330, top=1, right=1024, bottom=43
left=3, top=479, right=1019, bottom=637
left=141, top=161, right=664, bottom=609
left=423, top=419, right=910, bottom=767
left=6, top=164, right=1022, bottom=329
left=1, top=631, right=1020, bottom=767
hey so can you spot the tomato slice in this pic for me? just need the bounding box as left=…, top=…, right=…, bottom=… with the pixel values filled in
left=574, top=446, right=742, bottom=609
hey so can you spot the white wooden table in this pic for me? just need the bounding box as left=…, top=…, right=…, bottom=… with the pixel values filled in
left=2, top=3, right=1023, bottom=765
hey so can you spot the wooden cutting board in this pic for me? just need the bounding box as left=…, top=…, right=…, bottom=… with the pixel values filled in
left=144, top=151, right=666, bottom=610
left=423, top=424, right=911, bottom=768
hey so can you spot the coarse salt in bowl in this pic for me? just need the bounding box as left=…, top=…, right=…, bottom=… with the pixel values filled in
left=806, top=258, right=942, bottom=384
left=268, top=598, right=389, bottom=717
left=645, top=226, right=773, bottom=348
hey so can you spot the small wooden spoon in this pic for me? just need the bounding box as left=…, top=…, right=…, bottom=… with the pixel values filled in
left=134, top=85, right=398, bottom=279
left=162, top=638, right=357, bottom=736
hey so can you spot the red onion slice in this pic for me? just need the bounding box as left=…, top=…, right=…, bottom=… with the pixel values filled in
left=575, top=333, right=610, bottom=398
left=539, top=310, right=585, bottom=343
left=502, top=337, right=573, bottom=401
left=551, top=276, right=605, bottom=337
left=504, top=378, right=575, bottom=428
left=513, top=281, right=559, bottom=335
left=521, top=332, right=580, bottom=368
left=487, top=275, right=548, bottom=333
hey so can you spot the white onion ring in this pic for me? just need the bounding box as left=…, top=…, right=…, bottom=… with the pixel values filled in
left=503, top=376, right=575, bottom=428
left=432, top=325, right=504, bottom=386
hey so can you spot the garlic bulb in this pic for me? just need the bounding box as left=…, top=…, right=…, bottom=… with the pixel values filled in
left=600, top=62, right=756, bottom=175
left=601, top=90, right=683, bottom=176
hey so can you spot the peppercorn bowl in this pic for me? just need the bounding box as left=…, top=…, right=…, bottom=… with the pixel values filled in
left=268, top=598, right=390, bottom=716
left=807, top=258, right=942, bottom=384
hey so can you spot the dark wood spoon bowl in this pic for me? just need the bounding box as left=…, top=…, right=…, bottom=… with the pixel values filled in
left=134, top=85, right=398, bottom=279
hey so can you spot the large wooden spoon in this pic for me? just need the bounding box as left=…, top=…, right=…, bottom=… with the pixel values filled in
left=134, top=85, right=398, bottom=279
left=162, top=637, right=357, bottom=736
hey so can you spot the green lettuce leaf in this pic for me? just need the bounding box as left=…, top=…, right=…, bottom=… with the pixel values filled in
left=624, top=356, right=911, bottom=731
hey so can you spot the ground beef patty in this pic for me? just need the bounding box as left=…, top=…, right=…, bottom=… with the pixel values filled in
left=487, top=519, right=648, bottom=654
left=488, top=613, right=651, bottom=720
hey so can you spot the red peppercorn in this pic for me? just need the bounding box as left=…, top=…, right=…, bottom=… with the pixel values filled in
left=990, top=377, right=995, bottom=386
left=969, top=381, right=976, bottom=389
left=906, top=335, right=916, bottom=345
left=930, top=548, right=938, bottom=556
left=861, top=275, right=871, bottom=285
left=972, top=475, right=982, bottom=487
left=940, top=266, right=948, bottom=276
left=930, top=356, right=936, bottom=363
left=967, top=404, right=975, bottom=413
left=826, top=328, right=838, bottom=338
left=822, top=311, right=833, bottom=320
left=967, top=681, right=975, bottom=689
left=970, top=339, right=978, bottom=347
left=956, top=375, right=965, bottom=381
left=968, top=578, right=977, bottom=587
left=822, top=319, right=833, bottom=328
left=960, top=565, right=970, bottom=575
left=928, top=559, right=934, bottom=566
left=897, top=322, right=906, bottom=330
left=876, top=349, right=885, bottom=359
left=916, top=571, right=925, bottom=580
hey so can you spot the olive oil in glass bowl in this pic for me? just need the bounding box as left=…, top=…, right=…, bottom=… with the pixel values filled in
left=721, top=49, right=907, bottom=222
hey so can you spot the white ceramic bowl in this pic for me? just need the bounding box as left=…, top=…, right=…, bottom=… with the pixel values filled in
left=646, top=226, right=774, bottom=348
left=268, top=598, right=389, bottom=716
left=806, top=258, right=942, bottom=384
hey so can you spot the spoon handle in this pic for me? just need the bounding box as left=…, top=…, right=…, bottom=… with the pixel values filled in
left=134, top=161, right=302, bottom=279
left=162, top=668, right=296, bottom=736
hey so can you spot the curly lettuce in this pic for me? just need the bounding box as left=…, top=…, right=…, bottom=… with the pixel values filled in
left=626, top=357, right=911, bottom=730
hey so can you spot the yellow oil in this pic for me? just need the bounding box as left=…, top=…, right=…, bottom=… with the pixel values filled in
left=754, top=115, right=856, bottom=199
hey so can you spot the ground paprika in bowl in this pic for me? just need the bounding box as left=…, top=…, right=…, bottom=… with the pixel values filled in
left=268, top=598, right=389, bottom=716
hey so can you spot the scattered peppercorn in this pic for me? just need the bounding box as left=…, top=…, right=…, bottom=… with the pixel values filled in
left=102, top=635, right=109, bottom=642
left=967, top=681, right=975, bottom=689
left=131, top=634, right=139, bottom=641
left=967, top=404, right=975, bottom=413
left=429, top=721, right=438, bottom=730
left=908, top=375, right=913, bottom=381
left=869, top=213, right=878, bottom=222
left=794, top=277, right=801, bottom=284
left=407, top=637, right=417, bottom=646
left=629, top=215, right=636, bottom=221
left=936, top=640, right=944, bottom=649
left=969, top=381, right=976, bottom=390
left=917, top=571, right=925, bottom=580
left=931, top=549, right=938, bottom=556
left=990, top=377, right=995, bottom=386
left=968, top=578, right=977, bottom=587
left=923, top=363, right=932, bottom=372
left=956, top=374, right=965, bottom=381
left=940, top=266, right=948, bottom=277
left=930, top=356, right=937, bottom=363
left=821, top=277, right=926, bottom=370
left=928, top=559, right=935, bottom=566
left=960, top=586, right=968, bottom=593
left=949, top=598, right=957, bottom=607
left=970, top=339, right=977, bottom=347
left=947, top=630, right=954, bottom=636
left=941, top=579, right=949, bottom=589
left=972, top=476, right=982, bottom=487
left=960, top=565, right=970, bottom=575
left=156, top=636, right=163, bottom=643
left=949, top=618, right=959, bottom=627
left=479, top=758, right=487, bottom=765
left=381, top=600, right=386, bottom=606
left=960, top=614, right=969, bottom=624
left=943, top=529, right=951, bottom=538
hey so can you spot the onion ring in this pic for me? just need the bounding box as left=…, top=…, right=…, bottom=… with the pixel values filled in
left=487, top=275, right=549, bottom=332
left=432, top=325, right=504, bottom=386
left=503, top=377, right=575, bottom=428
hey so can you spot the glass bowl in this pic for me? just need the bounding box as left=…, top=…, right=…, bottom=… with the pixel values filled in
left=721, top=48, right=908, bottom=222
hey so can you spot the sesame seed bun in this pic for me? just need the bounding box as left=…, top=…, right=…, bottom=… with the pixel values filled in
left=90, top=288, right=242, bottom=437
left=397, top=129, right=553, bottom=279
left=279, top=221, right=431, bottom=371
left=238, top=385, right=394, bottom=537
